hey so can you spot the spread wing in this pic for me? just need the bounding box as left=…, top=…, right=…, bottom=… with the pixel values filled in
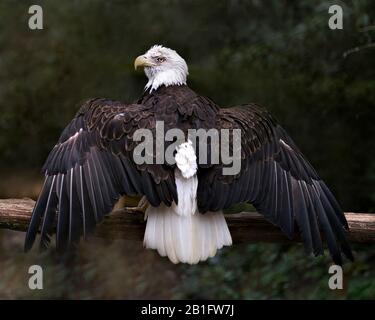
left=197, top=104, right=353, bottom=265
left=25, top=98, right=177, bottom=251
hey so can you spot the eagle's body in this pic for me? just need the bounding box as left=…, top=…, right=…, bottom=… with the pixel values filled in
left=25, top=45, right=353, bottom=265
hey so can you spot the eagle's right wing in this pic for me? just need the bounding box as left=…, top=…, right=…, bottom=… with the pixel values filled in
left=25, top=98, right=177, bottom=252
left=197, top=103, right=353, bottom=265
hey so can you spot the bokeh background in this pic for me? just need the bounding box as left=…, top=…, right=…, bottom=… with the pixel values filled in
left=0, top=0, right=374, bottom=299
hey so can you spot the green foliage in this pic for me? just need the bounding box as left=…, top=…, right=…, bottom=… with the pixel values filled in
left=1, top=230, right=374, bottom=299
left=176, top=243, right=375, bottom=299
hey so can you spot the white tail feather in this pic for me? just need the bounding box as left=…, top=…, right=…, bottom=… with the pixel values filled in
left=143, top=140, right=232, bottom=264
left=144, top=205, right=232, bottom=264
left=172, top=170, right=197, bottom=216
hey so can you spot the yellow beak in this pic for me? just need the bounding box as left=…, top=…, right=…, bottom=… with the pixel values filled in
left=134, top=55, right=153, bottom=70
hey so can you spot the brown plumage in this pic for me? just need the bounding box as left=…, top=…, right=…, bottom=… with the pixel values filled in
left=25, top=84, right=353, bottom=264
left=25, top=44, right=353, bottom=265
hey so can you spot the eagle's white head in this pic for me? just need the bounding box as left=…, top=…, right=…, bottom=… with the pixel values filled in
left=134, top=45, right=188, bottom=92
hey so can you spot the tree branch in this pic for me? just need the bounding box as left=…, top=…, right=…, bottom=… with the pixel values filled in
left=0, top=198, right=374, bottom=243
left=343, top=42, right=375, bottom=58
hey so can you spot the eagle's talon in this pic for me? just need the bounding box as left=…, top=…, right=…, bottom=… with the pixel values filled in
left=124, top=196, right=149, bottom=214
left=124, top=207, right=144, bottom=213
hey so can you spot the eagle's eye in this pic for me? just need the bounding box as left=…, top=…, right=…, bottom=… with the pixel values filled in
left=156, top=56, right=166, bottom=63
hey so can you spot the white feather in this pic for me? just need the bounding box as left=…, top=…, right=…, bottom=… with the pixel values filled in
left=143, top=45, right=189, bottom=92
left=174, top=140, right=197, bottom=179
left=143, top=141, right=232, bottom=264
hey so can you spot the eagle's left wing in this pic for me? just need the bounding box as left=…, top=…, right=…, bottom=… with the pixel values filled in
left=197, top=104, right=353, bottom=265
left=25, top=98, right=177, bottom=252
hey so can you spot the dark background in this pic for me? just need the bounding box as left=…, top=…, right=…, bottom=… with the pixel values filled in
left=0, top=0, right=374, bottom=299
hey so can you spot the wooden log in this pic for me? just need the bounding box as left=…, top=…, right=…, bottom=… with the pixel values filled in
left=0, top=198, right=374, bottom=243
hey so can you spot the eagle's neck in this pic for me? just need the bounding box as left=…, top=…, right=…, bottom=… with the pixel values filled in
left=145, top=69, right=187, bottom=92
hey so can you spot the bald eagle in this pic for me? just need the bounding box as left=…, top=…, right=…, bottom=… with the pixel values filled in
left=25, top=45, right=353, bottom=265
